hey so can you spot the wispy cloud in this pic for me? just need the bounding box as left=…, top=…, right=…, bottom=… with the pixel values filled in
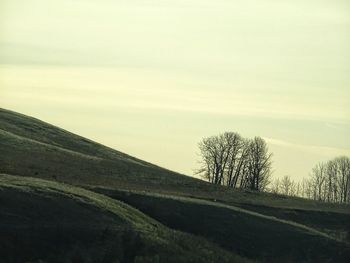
left=264, top=137, right=350, bottom=157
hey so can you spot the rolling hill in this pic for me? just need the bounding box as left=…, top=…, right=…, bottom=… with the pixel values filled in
left=0, top=174, right=245, bottom=263
left=96, top=188, right=350, bottom=262
left=1, top=107, right=349, bottom=262
left=1, top=108, right=348, bottom=212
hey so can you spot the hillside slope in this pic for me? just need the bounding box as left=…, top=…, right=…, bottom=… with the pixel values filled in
left=0, top=108, right=348, bottom=214
left=0, top=174, right=244, bottom=263
left=0, top=108, right=200, bottom=188
left=95, top=188, right=350, bottom=262
left=1, top=108, right=350, bottom=262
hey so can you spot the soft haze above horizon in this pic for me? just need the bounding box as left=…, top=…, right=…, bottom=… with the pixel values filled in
left=1, top=0, right=349, bottom=181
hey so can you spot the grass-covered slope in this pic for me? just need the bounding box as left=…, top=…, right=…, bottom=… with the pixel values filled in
left=0, top=108, right=202, bottom=189
left=94, top=188, right=350, bottom=262
left=235, top=203, right=350, bottom=242
left=1, top=108, right=350, bottom=262
left=0, top=107, right=348, bottom=214
left=0, top=174, right=246, bottom=263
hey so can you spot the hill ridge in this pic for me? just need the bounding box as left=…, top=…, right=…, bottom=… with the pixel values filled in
left=0, top=128, right=103, bottom=161
left=0, top=173, right=243, bottom=263
left=94, top=187, right=347, bottom=244
left=0, top=108, right=193, bottom=173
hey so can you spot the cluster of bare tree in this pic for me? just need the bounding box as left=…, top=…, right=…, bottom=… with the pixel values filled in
left=197, top=132, right=272, bottom=191
left=306, top=156, right=350, bottom=203
left=270, top=156, right=350, bottom=204
left=271, top=175, right=302, bottom=196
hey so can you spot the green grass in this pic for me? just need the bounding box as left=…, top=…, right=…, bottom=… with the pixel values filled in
left=93, top=188, right=350, bottom=262
left=1, top=107, right=350, bottom=262
left=1, top=108, right=348, bottom=214
left=233, top=203, right=350, bottom=242
left=0, top=174, right=249, bottom=263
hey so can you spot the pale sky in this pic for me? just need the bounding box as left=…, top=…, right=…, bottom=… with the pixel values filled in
left=1, top=0, right=350, bottom=181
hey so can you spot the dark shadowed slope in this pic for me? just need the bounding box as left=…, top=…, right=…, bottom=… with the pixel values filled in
left=95, top=188, right=350, bottom=262
left=0, top=174, right=246, bottom=263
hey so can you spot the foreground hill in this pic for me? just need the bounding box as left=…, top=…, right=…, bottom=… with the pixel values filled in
left=1, top=108, right=349, bottom=262
left=95, top=188, right=350, bottom=262
left=0, top=174, right=244, bottom=263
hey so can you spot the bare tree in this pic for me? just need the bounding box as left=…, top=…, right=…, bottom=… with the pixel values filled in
left=301, top=177, right=313, bottom=199
left=225, top=134, right=247, bottom=188
left=270, top=175, right=298, bottom=196
left=280, top=175, right=293, bottom=196
left=270, top=178, right=280, bottom=194
left=197, top=132, right=242, bottom=185
left=245, top=137, right=273, bottom=191
left=336, top=156, right=350, bottom=203
left=325, top=160, right=338, bottom=202
left=197, top=135, right=220, bottom=184
left=197, top=133, right=273, bottom=191
left=198, top=134, right=348, bottom=202
left=304, top=156, right=350, bottom=204
left=310, top=162, right=326, bottom=201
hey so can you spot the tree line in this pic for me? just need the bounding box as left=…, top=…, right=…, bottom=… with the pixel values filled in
left=197, top=132, right=350, bottom=204
left=197, top=132, right=272, bottom=191
left=271, top=156, right=350, bottom=204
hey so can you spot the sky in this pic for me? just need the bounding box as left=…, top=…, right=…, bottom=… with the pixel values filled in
left=1, top=0, right=349, bottom=181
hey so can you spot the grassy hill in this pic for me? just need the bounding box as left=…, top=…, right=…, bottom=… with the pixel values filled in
left=0, top=174, right=245, bottom=263
left=1, top=107, right=350, bottom=262
left=1, top=108, right=348, bottom=213
left=94, top=188, right=350, bottom=262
